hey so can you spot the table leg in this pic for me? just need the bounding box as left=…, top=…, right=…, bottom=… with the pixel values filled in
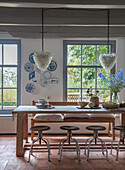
left=23, top=114, right=28, bottom=143
left=120, top=113, right=125, bottom=126
left=16, top=112, right=24, bottom=157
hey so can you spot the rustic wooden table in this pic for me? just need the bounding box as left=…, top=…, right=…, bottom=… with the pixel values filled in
left=12, top=105, right=125, bottom=157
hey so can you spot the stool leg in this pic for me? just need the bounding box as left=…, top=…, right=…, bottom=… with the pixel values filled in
left=116, top=140, right=121, bottom=161
left=93, top=130, right=98, bottom=144
left=43, top=138, right=52, bottom=155
left=87, top=138, right=94, bottom=161
left=38, top=131, right=42, bottom=145
left=98, top=137, right=104, bottom=155
left=42, top=138, right=50, bottom=162
left=71, top=138, right=80, bottom=161
left=58, top=138, right=66, bottom=155
left=84, top=138, right=93, bottom=155
left=110, top=140, right=114, bottom=154
left=67, top=130, right=72, bottom=144
left=28, top=138, right=39, bottom=162
left=98, top=137, right=108, bottom=160
left=59, top=139, right=67, bottom=162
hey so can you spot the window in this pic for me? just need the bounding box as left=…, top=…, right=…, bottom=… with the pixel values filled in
left=0, top=40, right=21, bottom=114
left=63, top=40, right=116, bottom=102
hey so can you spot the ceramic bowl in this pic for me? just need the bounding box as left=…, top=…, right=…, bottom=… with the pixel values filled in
left=78, top=102, right=88, bottom=108
left=38, top=99, right=46, bottom=105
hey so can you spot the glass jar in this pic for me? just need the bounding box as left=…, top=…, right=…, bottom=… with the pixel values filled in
left=112, top=92, right=119, bottom=104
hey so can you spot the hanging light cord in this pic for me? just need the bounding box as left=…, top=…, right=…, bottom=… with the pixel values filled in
left=107, top=9, right=110, bottom=53
left=41, top=9, right=44, bottom=51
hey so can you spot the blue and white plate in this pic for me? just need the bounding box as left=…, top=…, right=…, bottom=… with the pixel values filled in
left=43, top=71, right=51, bottom=79
left=47, top=60, right=57, bottom=71
left=24, top=63, right=34, bottom=72
left=25, top=83, right=35, bottom=93
left=29, top=53, right=35, bottom=64
left=40, top=79, right=49, bottom=87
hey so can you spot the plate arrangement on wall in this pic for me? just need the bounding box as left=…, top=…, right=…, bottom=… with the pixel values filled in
left=25, top=53, right=58, bottom=89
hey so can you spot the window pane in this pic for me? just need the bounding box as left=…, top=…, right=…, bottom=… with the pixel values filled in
left=0, top=45, right=2, bottom=64
left=4, top=44, right=17, bottom=65
left=97, top=68, right=110, bottom=88
left=3, top=67, right=17, bottom=87
left=0, top=89, right=1, bottom=110
left=3, top=89, right=17, bottom=110
left=67, top=45, right=81, bottom=65
left=82, top=45, right=96, bottom=65
left=82, top=89, right=90, bottom=102
left=98, top=90, right=110, bottom=103
left=67, top=68, right=81, bottom=88
left=67, top=89, right=81, bottom=102
left=82, top=68, right=95, bottom=88
left=97, top=45, right=111, bottom=65
left=0, top=68, right=1, bottom=88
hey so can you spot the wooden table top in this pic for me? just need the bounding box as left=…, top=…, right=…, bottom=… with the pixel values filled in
left=12, top=105, right=125, bottom=114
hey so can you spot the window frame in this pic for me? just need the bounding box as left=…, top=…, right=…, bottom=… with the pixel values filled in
left=0, top=39, right=21, bottom=114
left=63, top=40, right=116, bottom=101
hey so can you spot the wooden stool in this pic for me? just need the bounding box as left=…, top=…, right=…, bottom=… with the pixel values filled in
left=85, top=125, right=108, bottom=161
left=59, top=126, right=80, bottom=161
left=28, top=126, right=50, bottom=162
left=111, top=126, right=125, bottom=160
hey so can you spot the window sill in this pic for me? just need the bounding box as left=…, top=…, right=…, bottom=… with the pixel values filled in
left=0, top=114, right=12, bottom=117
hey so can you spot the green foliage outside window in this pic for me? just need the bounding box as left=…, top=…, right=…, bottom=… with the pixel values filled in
left=0, top=69, right=17, bottom=107
left=67, top=45, right=111, bottom=101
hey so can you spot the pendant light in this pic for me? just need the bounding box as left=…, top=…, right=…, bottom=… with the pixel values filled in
left=99, top=10, right=117, bottom=71
left=33, top=9, right=53, bottom=71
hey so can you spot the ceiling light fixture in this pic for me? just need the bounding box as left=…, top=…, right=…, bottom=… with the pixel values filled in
left=33, top=9, right=53, bottom=71
left=99, top=10, right=117, bottom=71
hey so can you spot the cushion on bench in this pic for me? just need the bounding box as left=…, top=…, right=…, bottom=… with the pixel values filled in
left=89, top=114, right=115, bottom=118
left=64, top=113, right=90, bottom=119
left=33, top=114, right=64, bottom=121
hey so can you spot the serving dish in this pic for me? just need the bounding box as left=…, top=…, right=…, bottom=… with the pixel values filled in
left=77, top=102, right=88, bottom=108
left=102, top=103, right=119, bottom=109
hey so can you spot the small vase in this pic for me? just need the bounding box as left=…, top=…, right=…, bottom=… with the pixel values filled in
left=90, top=96, right=99, bottom=107
left=112, top=92, right=119, bottom=104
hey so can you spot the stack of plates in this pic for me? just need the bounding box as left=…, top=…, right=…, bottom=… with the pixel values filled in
left=35, top=103, right=51, bottom=109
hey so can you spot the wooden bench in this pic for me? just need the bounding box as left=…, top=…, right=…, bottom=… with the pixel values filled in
left=31, top=101, right=115, bottom=140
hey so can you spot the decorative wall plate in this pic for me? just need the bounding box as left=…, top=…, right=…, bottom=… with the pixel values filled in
left=43, top=71, right=51, bottom=79
left=40, top=79, right=49, bottom=87
left=29, top=53, right=35, bottom=64
left=49, top=78, right=59, bottom=84
left=29, top=71, right=35, bottom=80
left=24, top=63, right=34, bottom=72
left=47, top=60, right=57, bottom=71
left=25, top=83, right=35, bottom=93
left=29, top=71, right=37, bottom=82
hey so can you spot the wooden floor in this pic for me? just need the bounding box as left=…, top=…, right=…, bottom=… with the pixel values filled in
left=0, top=135, right=125, bottom=170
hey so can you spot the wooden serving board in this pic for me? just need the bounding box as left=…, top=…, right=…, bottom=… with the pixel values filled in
left=77, top=106, right=101, bottom=109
